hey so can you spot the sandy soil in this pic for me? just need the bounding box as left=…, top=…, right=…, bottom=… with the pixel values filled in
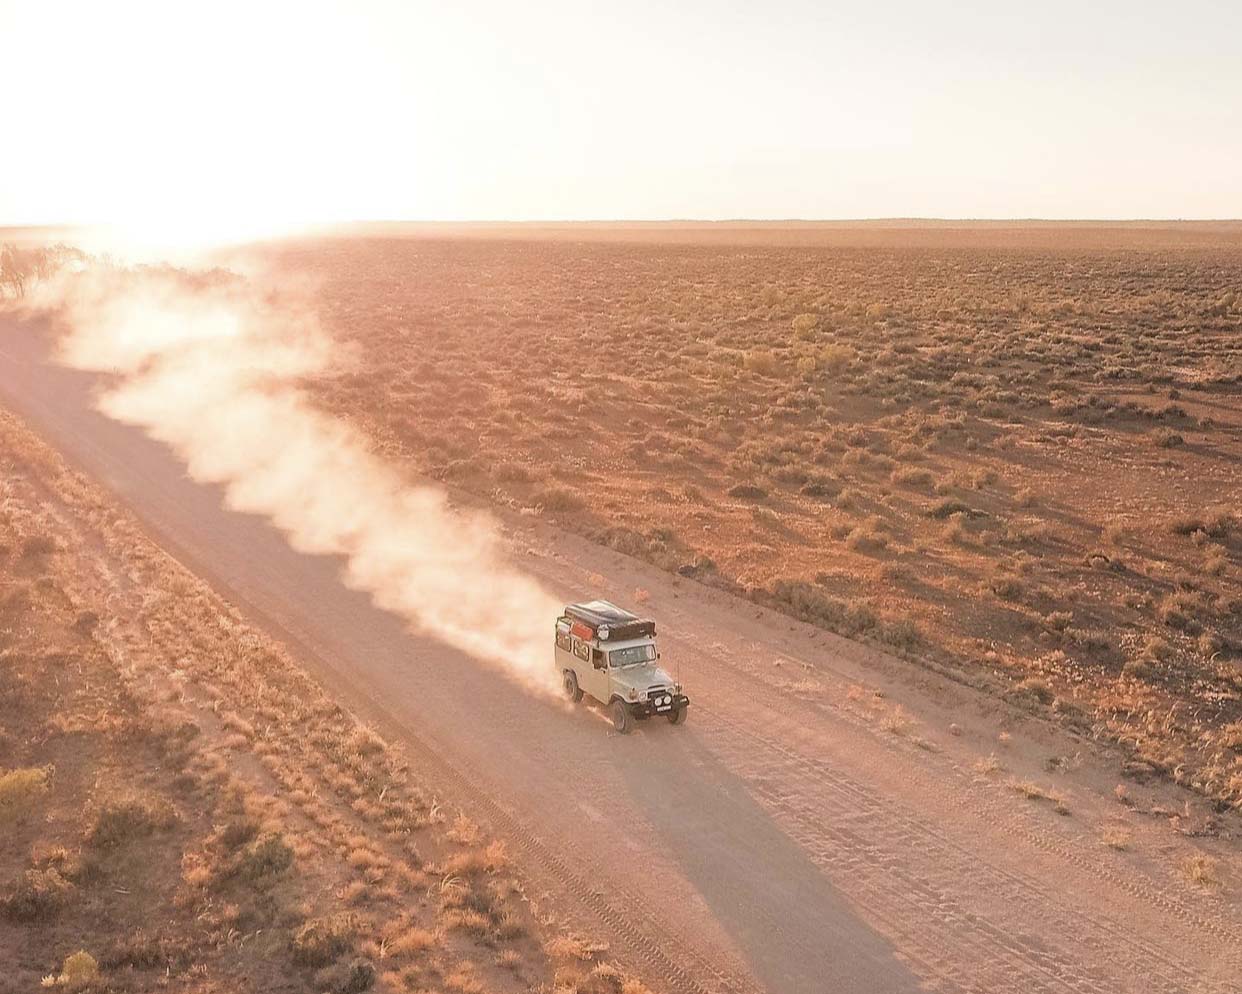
left=1, top=309, right=1239, bottom=994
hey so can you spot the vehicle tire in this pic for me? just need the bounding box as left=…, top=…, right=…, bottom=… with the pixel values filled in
left=610, top=699, right=631, bottom=734
left=668, top=705, right=687, bottom=725
left=563, top=671, right=583, bottom=703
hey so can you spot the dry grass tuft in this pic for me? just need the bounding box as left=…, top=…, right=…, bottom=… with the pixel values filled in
left=0, top=765, right=53, bottom=821
left=1101, top=826, right=1132, bottom=851
left=1179, top=854, right=1218, bottom=888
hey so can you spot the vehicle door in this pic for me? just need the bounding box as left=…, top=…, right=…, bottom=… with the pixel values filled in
left=573, top=636, right=607, bottom=702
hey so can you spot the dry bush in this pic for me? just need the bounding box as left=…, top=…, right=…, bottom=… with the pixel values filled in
left=2, top=867, right=74, bottom=922
left=1101, top=826, right=1132, bottom=851
left=85, top=795, right=180, bottom=850
left=313, top=959, right=376, bottom=994
left=292, top=913, right=357, bottom=968
left=1149, top=427, right=1184, bottom=448
left=0, top=765, right=52, bottom=821
left=743, top=350, right=777, bottom=376
left=845, top=517, right=888, bottom=553
left=974, top=755, right=1004, bottom=776
left=791, top=313, right=818, bottom=339
left=820, top=343, right=854, bottom=371
left=214, top=832, right=294, bottom=885
left=891, top=467, right=934, bottom=490
left=47, top=950, right=99, bottom=990
left=1179, top=854, right=1218, bottom=888
left=534, top=486, right=585, bottom=513
left=446, top=813, right=482, bottom=845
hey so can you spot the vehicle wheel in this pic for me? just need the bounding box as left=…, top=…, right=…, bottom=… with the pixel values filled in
left=610, top=699, right=631, bottom=734
left=668, top=706, right=687, bottom=725
left=563, top=671, right=583, bottom=703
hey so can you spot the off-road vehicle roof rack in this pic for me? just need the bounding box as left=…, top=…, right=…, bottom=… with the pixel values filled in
left=562, top=600, right=656, bottom=641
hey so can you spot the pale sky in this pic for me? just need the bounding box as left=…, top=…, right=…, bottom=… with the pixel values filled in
left=2, top=0, right=1240, bottom=229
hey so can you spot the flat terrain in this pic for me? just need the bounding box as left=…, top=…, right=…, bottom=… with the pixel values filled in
left=252, top=224, right=1242, bottom=810
left=0, top=408, right=649, bottom=993
left=3, top=221, right=1241, bottom=994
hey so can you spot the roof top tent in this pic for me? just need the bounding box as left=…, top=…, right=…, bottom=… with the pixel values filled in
left=563, top=600, right=656, bottom=642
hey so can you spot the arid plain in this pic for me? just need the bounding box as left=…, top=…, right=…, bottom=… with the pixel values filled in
left=285, top=223, right=1242, bottom=809
left=1, top=222, right=1240, bottom=994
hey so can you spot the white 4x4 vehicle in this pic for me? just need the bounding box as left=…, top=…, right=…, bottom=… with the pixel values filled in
left=555, top=600, right=689, bottom=733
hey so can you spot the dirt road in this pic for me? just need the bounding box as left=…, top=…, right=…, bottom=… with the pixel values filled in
left=1, top=319, right=1237, bottom=994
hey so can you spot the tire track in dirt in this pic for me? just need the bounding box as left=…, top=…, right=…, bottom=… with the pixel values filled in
left=304, top=681, right=762, bottom=994
left=34, top=442, right=762, bottom=994
left=692, top=685, right=1236, bottom=994
left=524, top=533, right=1238, bottom=994
left=693, top=636, right=1241, bottom=951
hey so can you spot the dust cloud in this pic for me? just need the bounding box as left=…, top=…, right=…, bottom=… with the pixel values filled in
left=21, top=258, right=564, bottom=697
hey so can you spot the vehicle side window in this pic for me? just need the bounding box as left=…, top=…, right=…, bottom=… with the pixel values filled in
left=555, top=630, right=572, bottom=652
left=573, top=639, right=590, bottom=662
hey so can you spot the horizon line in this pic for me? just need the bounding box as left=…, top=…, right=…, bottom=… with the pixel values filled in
left=4, top=216, right=1242, bottom=231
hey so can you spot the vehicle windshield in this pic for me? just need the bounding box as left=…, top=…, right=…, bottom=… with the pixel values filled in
left=609, top=644, right=656, bottom=667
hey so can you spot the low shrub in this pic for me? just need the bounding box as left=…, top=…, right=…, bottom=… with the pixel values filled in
left=818, top=343, right=855, bottom=372
left=314, top=960, right=376, bottom=994
left=0, top=765, right=52, bottom=821
left=987, top=573, right=1024, bottom=601
left=86, top=797, right=179, bottom=850
left=845, top=518, right=888, bottom=553
left=219, top=832, right=295, bottom=885
left=890, top=467, right=934, bottom=489
left=768, top=580, right=879, bottom=638
left=1, top=867, right=73, bottom=922
left=292, top=913, right=356, bottom=968
left=726, top=483, right=768, bottom=500
left=927, top=498, right=971, bottom=520
left=791, top=313, right=819, bottom=339
left=1169, top=508, right=1234, bottom=538
left=1149, top=428, right=1184, bottom=448
left=54, top=950, right=99, bottom=990
left=534, top=486, right=585, bottom=513
left=743, top=350, right=777, bottom=376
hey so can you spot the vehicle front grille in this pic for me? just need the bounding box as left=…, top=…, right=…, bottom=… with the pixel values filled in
left=645, top=686, right=672, bottom=701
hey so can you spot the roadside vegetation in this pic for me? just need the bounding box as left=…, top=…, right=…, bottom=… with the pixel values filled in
left=276, top=227, right=1242, bottom=811
left=0, top=409, right=651, bottom=993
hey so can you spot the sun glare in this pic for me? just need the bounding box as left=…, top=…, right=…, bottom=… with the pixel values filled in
left=72, top=216, right=320, bottom=264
